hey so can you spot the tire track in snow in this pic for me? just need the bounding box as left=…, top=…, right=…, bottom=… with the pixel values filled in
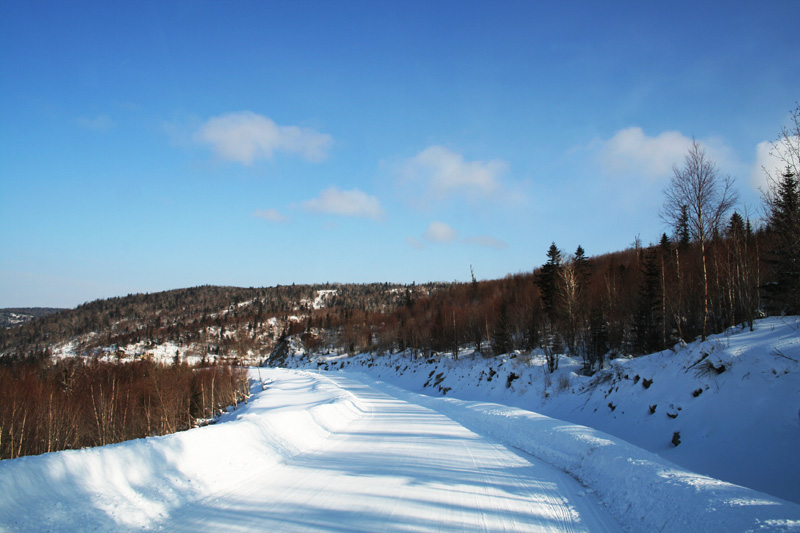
left=157, top=371, right=622, bottom=532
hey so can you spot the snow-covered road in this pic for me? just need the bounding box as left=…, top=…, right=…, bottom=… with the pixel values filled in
left=2, top=368, right=799, bottom=532
left=159, top=372, right=620, bottom=532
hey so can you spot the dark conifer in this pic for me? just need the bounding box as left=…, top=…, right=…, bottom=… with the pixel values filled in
left=491, top=301, right=512, bottom=356
left=764, top=168, right=800, bottom=313
left=634, top=248, right=663, bottom=354
left=536, top=243, right=562, bottom=325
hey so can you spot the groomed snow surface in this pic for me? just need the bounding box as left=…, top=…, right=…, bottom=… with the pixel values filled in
left=2, top=317, right=800, bottom=531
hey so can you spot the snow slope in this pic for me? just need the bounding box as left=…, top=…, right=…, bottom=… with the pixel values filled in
left=290, top=316, right=800, bottom=505
left=2, top=367, right=799, bottom=531
left=361, top=376, right=800, bottom=532
left=0, top=371, right=365, bottom=531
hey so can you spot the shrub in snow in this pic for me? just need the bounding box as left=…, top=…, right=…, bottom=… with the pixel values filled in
left=558, top=373, right=570, bottom=391
left=506, top=372, right=519, bottom=389
left=694, top=358, right=727, bottom=377
left=672, top=431, right=681, bottom=446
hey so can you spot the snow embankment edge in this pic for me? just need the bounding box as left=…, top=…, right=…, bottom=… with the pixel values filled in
left=0, top=369, right=367, bottom=531
left=358, top=374, right=800, bottom=532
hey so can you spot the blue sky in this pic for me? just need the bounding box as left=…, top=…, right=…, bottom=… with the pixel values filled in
left=1, top=1, right=798, bottom=308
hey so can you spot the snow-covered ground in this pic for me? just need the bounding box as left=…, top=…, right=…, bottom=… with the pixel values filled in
left=1, top=317, right=798, bottom=531
left=0, top=370, right=364, bottom=531
left=283, top=316, right=800, bottom=506
left=2, top=365, right=800, bottom=531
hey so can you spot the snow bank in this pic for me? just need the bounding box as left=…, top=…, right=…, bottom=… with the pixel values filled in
left=0, top=369, right=366, bottom=532
left=298, top=316, right=800, bottom=505
left=360, top=376, right=800, bottom=532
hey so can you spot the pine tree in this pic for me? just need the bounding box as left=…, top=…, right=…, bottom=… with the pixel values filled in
left=587, top=306, right=608, bottom=372
left=491, top=300, right=512, bottom=356
left=724, top=211, right=757, bottom=329
left=536, top=243, right=563, bottom=325
left=728, top=211, right=745, bottom=238
left=470, top=265, right=479, bottom=301
left=765, top=168, right=800, bottom=313
left=634, top=248, right=663, bottom=354
left=574, top=245, right=591, bottom=288
left=677, top=205, right=691, bottom=248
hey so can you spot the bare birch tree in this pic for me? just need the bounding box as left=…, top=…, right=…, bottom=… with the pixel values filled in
left=762, top=103, right=800, bottom=184
left=661, top=140, right=737, bottom=340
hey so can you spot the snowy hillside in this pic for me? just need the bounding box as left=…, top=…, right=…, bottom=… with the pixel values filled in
left=278, top=316, right=800, bottom=505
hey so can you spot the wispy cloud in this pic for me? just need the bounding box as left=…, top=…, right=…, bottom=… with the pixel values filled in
left=406, top=236, right=425, bottom=250
left=423, top=221, right=458, bottom=243
left=412, top=222, right=507, bottom=249
left=400, top=146, right=508, bottom=202
left=194, top=111, right=332, bottom=165
left=301, top=187, right=384, bottom=220
left=253, top=209, right=288, bottom=223
left=76, top=114, right=113, bottom=131
left=595, top=127, right=738, bottom=181
left=463, top=235, right=508, bottom=249
left=597, top=127, right=692, bottom=180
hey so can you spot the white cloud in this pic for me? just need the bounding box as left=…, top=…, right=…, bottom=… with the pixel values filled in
left=301, top=187, right=384, bottom=220
left=598, top=127, right=692, bottom=179
left=253, top=209, right=288, bottom=223
left=406, top=236, right=425, bottom=250
left=752, top=140, right=773, bottom=192
left=463, top=235, right=508, bottom=249
left=423, top=221, right=458, bottom=243
left=401, top=146, right=508, bottom=200
left=77, top=114, right=113, bottom=131
left=751, top=136, right=800, bottom=192
left=194, top=111, right=332, bottom=165
left=596, top=127, right=741, bottom=183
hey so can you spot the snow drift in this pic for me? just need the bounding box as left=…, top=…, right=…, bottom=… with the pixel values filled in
left=360, top=376, right=800, bottom=532
left=0, top=370, right=366, bottom=531
left=293, top=316, right=800, bottom=505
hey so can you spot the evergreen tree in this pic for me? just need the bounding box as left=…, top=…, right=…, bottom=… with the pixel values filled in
left=725, top=211, right=757, bottom=329
left=634, top=248, right=663, bottom=354
left=536, top=243, right=562, bottom=325
left=470, top=265, right=479, bottom=301
left=677, top=205, right=691, bottom=248
left=587, top=306, right=608, bottom=372
left=491, top=300, right=512, bottom=356
left=765, top=168, right=800, bottom=313
left=728, top=211, right=745, bottom=238
left=574, top=245, right=591, bottom=287
left=659, top=232, right=671, bottom=250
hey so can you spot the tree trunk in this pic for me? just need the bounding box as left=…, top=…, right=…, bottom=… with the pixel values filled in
left=700, top=237, right=708, bottom=342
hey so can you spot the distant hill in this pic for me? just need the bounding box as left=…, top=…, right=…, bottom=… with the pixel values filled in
left=0, top=222, right=789, bottom=367
left=0, top=308, right=65, bottom=328
left=0, top=283, right=443, bottom=360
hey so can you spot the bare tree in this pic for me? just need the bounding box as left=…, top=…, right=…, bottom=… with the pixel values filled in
left=661, top=140, right=737, bottom=340
left=556, top=257, right=581, bottom=356
left=762, top=103, right=800, bottom=184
